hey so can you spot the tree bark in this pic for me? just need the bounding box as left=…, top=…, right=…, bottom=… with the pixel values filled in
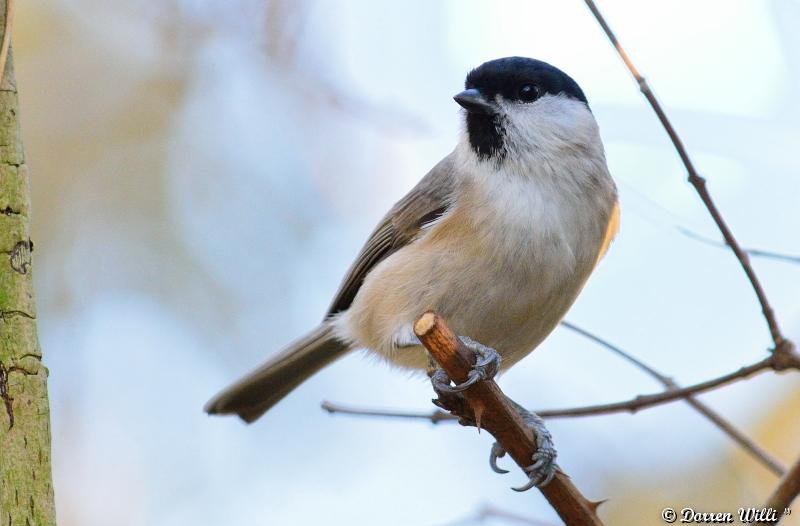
left=0, top=3, right=57, bottom=523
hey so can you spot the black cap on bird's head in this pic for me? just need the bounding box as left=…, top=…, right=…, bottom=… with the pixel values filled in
left=454, top=57, right=589, bottom=160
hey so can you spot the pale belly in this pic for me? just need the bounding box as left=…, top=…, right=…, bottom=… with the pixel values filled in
left=336, top=205, right=607, bottom=371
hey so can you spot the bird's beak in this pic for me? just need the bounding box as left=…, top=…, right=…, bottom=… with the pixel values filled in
left=453, top=89, right=495, bottom=114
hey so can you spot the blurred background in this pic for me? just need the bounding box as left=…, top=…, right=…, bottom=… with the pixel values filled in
left=14, top=0, right=800, bottom=524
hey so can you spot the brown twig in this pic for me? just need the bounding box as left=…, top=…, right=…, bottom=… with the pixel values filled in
left=325, top=344, right=799, bottom=422
left=537, top=355, right=775, bottom=418
left=321, top=358, right=769, bottom=418
left=560, top=322, right=786, bottom=476
left=321, top=400, right=455, bottom=423
left=323, top=358, right=767, bottom=419
left=758, top=455, right=800, bottom=525
left=583, top=0, right=790, bottom=350
left=415, top=311, right=605, bottom=526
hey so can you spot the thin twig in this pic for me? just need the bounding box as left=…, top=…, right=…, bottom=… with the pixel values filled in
left=321, top=359, right=771, bottom=419
left=560, top=322, right=665, bottom=380
left=583, top=0, right=789, bottom=349
left=537, top=356, right=775, bottom=418
left=323, top=347, right=800, bottom=422
left=416, top=311, right=605, bottom=526
left=621, top=181, right=800, bottom=265
left=321, top=400, right=455, bottom=423
left=676, top=228, right=800, bottom=265
left=561, top=322, right=786, bottom=476
left=758, top=455, right=800, bottom=525
left=322, top=400, right=456, bottom=422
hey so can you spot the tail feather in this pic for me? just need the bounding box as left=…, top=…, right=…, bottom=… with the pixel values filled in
left=205, top=323, right=349, bottom=423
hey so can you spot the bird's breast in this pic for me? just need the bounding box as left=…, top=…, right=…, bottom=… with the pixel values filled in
left=340, top=166, right=616, bottom=370
left=424, top=176, right=610, bottom=365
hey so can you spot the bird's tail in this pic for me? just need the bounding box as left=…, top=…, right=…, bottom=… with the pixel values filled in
left=204, top=323, right=349, bottom=423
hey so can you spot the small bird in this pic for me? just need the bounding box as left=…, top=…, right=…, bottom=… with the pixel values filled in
left=206, top=57, right=619, bottom=489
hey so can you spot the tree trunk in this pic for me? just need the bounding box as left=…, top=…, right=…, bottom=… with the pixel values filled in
left=0, top=3, right=57, bottom=523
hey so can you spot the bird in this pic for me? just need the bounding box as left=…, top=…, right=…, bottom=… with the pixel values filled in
left=205, top=56, right=619, bottom=489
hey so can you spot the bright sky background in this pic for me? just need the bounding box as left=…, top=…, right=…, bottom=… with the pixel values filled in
left=16, top=0, right=800, bottom=524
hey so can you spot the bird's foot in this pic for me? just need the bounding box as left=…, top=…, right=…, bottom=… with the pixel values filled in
left=430, top=336, right=501, bottom=394
left=490, top=399, right=558, bottom=491
left=427, top=338, right=556, bottom=490
left=429, top=336, right=500, bottom=426
left=429, top=369, right=474, bottom=426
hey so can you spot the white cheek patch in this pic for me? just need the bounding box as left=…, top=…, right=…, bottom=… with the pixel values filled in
left=496, top=94, right=598, bottom=157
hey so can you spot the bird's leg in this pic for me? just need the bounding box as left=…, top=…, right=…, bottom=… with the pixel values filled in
left=427, top=337, right=557, bottom=491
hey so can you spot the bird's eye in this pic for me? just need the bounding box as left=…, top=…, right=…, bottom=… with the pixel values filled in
left=518, top=84, right=539, bottom=102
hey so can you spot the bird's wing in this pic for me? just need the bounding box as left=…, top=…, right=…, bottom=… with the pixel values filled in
left=325, top=153, right=458, bottom=318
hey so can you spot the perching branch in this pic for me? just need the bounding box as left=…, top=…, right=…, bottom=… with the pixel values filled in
left=414, top=311, right=605, bottom=526
left=583, top=0, right=792, bottom=352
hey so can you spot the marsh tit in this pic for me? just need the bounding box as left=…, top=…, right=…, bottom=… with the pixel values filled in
left=206, top=57, right=619, bottom=489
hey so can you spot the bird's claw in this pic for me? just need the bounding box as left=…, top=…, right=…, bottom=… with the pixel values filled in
left=489, top=400, right=558, bottom=491
left=512, top=446, right=558, bottom=491
left=490, top=440, right=558, bottom=491
left=489, top=442, right=509, bottom=474
left=431, top=336, right=501, bottom=394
